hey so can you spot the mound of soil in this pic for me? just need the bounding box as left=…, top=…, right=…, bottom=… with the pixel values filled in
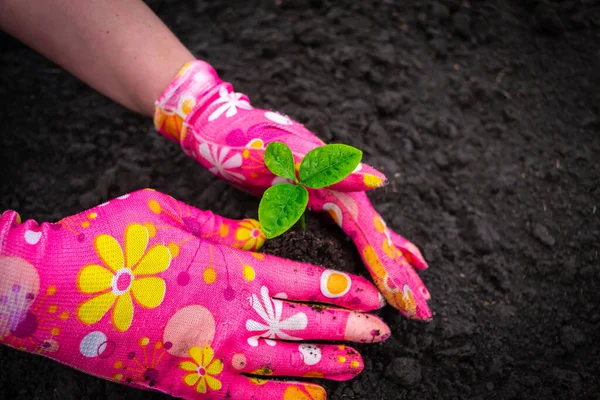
left=1, top=1, right=599, bottom=399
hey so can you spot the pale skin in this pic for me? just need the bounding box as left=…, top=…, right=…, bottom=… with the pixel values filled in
left=0, top=0, right=195, bottom=116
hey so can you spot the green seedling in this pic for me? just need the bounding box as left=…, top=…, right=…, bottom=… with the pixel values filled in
left=258, top=142, right=362, bottom=239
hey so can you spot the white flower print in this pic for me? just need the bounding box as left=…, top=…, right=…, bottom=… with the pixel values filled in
left=246, top=286, right=307, bottom=347
left=208, top=86, right=252, bottom=121
left=264, top=111, right=293, bottom=125
left=298, top=344, right=322, bottom=366
left=198, top=142, right=245, bottom=182
left=98, top=193, right=130, bottom=208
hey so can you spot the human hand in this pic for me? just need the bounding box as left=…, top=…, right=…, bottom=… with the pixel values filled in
left=0, top=189, right=390, bottom=399
left=154, top=60, right=431, bottom=320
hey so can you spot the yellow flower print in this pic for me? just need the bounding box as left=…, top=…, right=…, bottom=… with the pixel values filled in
left=382, top=239, right=403, bottom=260
left=234, top=219, right=265, bottom=251
left=180, top=345, right=223, bottom=394
left=77, top=224, right=172, bottom=332
left=363, top=173, right=383, bottom=189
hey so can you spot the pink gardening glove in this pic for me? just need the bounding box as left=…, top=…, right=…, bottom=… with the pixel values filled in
left=0, top=189, right=390, bottom=400
left=154, top=60, right=432, bottom=320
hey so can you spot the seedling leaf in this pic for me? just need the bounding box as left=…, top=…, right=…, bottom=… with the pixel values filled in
left=258, top=183, right=309, bottom=238
left=264, top=142, right=297, bottom=182
left=299, top=144, right=362, bottom=188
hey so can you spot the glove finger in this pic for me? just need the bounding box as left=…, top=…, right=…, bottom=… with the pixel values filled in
left=229, top=342, right=364, bottom=381
left=388, top=229, right=429, bottom=270
left=361, top=246, right=432, bottom=321
left=406, top=263, right=431, bottom=301
left=245, top=288, right=390, bottom=345
left=227, top=379, right=327, bottom=400
left=251, top=252, right=385, bottom=312
left=308, top=190, right=432, bottom=321
left=142, top=189, right=266, bottom=251
left=327, top=162, right=386, bottom=192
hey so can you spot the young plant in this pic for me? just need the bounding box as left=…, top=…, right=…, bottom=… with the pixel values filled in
left=258, top=142, right=362, bottom=239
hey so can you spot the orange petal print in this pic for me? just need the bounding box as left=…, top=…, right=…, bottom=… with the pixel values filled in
left=323, top=203, right=343, bottom=226
left=175, top=62, right=193, bottom=77
left=155, top=107, right=184, bottom=142
left=326, top=190, right=359, bottom=220
left=373, top=215, right=386, bottom=233
left=283, top=384, right=326, bottom=400
left=248, top=367, right=273, bottom=385
left=362, top=245, right=387, bottom=280
left=394, top=284, right=417, bottom=316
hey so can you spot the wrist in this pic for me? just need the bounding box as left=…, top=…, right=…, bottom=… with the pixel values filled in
left=134, top=51, right=197, bottom=117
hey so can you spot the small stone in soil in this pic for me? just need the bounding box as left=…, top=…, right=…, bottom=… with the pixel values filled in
left=532, top=223, right=555, bottom=247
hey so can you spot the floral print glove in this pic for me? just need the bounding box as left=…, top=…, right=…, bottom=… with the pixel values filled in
left=154, top=60, right=432, bottom=321
left=0, top=189, right=390, bottom=400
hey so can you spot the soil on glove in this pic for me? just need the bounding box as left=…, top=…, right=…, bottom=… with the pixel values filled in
left=1, top=0, right=599, bottom=399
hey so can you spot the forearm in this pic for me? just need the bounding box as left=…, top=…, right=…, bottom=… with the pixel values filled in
left=0, top=0, right=195, bottom=116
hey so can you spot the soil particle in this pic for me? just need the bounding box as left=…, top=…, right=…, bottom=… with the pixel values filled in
left=431, top=2, right=450, bottom=21
left=452, top=11, right=471, bottom=39
left=464, top=215, right=501, bottom=253
left=559, top=325, right=587, bottom=353
left=531, top=223, right=556, bottom=247
left=534, top=3, right=565, bottom=35
left=385, top=357, right=422, bottom=386
left=551, top=368, right=582, bottom=391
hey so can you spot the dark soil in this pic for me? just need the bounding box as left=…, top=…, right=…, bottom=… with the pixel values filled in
left=1, top=0, right=600, bottom=399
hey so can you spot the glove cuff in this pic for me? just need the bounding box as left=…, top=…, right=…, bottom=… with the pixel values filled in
left=153, top=60, right=223, bottom=144
left=0, top=210, right=46, bottom=260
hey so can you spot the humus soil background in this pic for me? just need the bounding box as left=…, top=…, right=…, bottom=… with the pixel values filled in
left=1, top=0, right=599, bottom=399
